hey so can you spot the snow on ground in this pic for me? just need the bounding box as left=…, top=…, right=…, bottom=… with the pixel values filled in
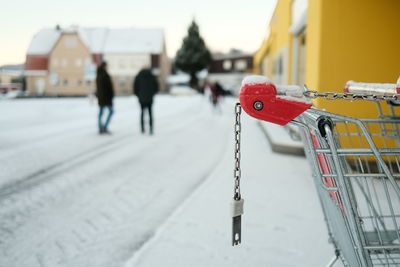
left=0, top=95, right=335, bottom=267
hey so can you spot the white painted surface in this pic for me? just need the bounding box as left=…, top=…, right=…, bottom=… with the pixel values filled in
left=104, top=53, right=150, bottom=76
left=291, top=0, right=307, bottom=34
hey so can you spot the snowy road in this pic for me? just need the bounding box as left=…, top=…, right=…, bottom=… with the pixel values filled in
left=0, top=95, right=334, bottom=267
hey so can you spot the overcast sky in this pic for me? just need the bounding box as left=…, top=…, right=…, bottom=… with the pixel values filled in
left=1, top=0, right=276, bottom=66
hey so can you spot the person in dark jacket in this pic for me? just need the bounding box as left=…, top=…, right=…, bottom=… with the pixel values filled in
left=133, top=67, right=159, bottom=135
left=96, top=61, right=114, bottom=134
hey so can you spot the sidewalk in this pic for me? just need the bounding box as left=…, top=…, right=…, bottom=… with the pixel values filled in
left=257, top=121, right=305, bottom=156
left=124, top=115, right=335, bottom=267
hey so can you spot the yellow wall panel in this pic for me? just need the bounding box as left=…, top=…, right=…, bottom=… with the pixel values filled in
left=308, top=0, right=400, bottom=118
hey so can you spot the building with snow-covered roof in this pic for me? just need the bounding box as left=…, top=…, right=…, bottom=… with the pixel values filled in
left=25, top=26, right=169, bottom=96
left=0, top=64, right=25, bottom=93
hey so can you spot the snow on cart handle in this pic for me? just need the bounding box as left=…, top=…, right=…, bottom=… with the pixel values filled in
left=344, top=80, right=400, bottom=96
left=275, top=85, right=304, bottom=98
left=241, top=76, right=305, bottom=98
left=240, top=75, right=312, bottom=126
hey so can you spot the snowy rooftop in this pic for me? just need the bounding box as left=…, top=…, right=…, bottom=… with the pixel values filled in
left=78, top=28, right=109, bottom=54
left=26, top=29, right=61, bottom=55
left=103, top=28, right=163, bottom=54
left=26, top=27, right=164, bottom=55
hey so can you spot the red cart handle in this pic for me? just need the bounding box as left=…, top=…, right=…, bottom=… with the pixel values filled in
left=239, top=76, right=312, bottom=125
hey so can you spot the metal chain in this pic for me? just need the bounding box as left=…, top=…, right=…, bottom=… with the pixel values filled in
left=303, top=90, right=400, bottom=101
left=234, top=103, right=242, bottom=200
left=232, top=91, right=397, bottom=200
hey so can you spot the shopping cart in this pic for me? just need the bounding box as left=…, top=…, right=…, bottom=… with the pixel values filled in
left=239, top=76, right=400, bottom=267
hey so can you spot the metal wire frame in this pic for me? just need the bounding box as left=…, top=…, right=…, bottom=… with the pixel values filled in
left=290, top=108, right=400, bottom=267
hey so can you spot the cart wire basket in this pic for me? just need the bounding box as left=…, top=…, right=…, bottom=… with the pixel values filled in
left=239, top=76, right=400, bottom=267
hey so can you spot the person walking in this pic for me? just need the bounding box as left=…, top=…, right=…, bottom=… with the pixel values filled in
left=133, top=67, right=159, bottom=135
left=204, top=80, right=223, bottom=113
left=96, top=61, right=114, bottom=134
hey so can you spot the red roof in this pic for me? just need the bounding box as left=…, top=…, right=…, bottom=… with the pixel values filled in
left=25, top=55, right=48, bottom=70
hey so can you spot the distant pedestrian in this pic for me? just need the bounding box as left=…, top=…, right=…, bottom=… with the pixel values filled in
left=214, top=81, right=225, bottom=97
left=96, top=61, right=114, bottom=134
left=205, top=80, right=223, bottom=113
left=133, top=67, right=159, bottom=135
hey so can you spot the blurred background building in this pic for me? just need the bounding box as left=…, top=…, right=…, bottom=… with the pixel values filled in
left=208, top=49, right=253, bottom=94
left=24, top=26, right=169, bottom=96
left=254, top=0, right=400, bottom=119
left=0, top=64, right=24, bottom=95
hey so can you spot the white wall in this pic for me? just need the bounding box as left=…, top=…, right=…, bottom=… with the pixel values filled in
left=103, top=53, right=151, bottom=76
left=291, top=0, right=307, bottom=33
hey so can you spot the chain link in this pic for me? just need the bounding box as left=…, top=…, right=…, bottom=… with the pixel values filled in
left=232, top=91, right=398, bottom=199
left=234, top=103, right=242, bottom=200
left=303, top=90, right=400, bottom=101
left=232, top=90, right=399, bottom=198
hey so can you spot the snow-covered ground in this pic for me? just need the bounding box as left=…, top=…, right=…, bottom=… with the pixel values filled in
left=0, top=95, right=336, bottom=267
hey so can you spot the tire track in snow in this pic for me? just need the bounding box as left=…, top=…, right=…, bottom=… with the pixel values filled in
left=0, top=115, right=212, bottom=267
left=0, top=100, right=205, bottom=199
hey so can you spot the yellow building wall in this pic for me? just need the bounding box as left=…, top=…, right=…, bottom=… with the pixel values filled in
left=26, top=75, right=49, bottom=95
left=307, top=0, right=400, bottom=118
left=253, top=41, right=268, bottom=74
left=49, top=33, right=92, bottom=96
left=254, top=0, right=293, bottom=84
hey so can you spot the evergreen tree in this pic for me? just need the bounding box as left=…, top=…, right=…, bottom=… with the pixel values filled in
left=175, top=21, right=212, bottom=90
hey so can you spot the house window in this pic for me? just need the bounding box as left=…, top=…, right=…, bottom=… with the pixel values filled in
left=260, top=58, right=265, bottom=75
left=63, top=78, right=68, bottom=86
left=76, top=58, right=82, bottom=67
left=65, top=36, right=77, bottom=48
left=273, top=54, right=285, bottom=84
left=278, top=57, right=283, bottom=75
left=86, top=80, right=92, bottom=86
left=234, top=59, right=247, bottom=71
left=49, top=72, right=59, bottom=86
left=119, top=59, right=126, bottom=69
left=223, top=60, right=232, bottom=70
left=119, top=77, right=126, bottom=87
left=52, top=58, right=58, bottom=67
left=297, top=31, right=306, bottom=85
left=77, top=79, right=82, bottom=86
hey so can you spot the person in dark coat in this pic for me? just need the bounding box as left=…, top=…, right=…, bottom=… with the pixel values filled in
left=96, top=61, right=114, bottom=134
left=133, top=67, right=159, bottom=135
